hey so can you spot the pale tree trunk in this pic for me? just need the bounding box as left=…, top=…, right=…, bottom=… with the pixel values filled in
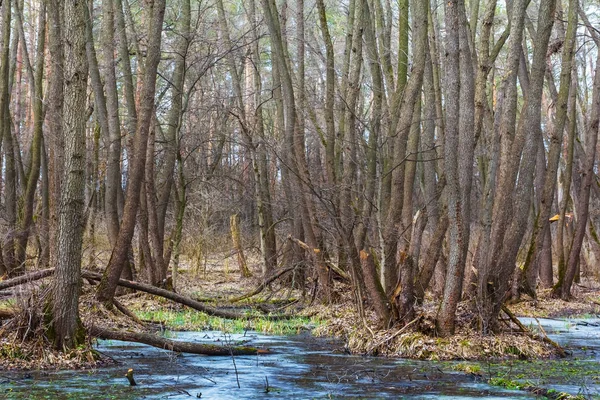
left=246, top=0, right=277, bottom=276
left=359, top=0, right=383, bottom=260
left=114, top=0, right=137, bottom=136
left=156, top=0, right=188, bottom=247
left=102, top=0, right=123, bottom=249
left=96, top=0, right=167, bottom=305
left=52, top=0, right=89, bottom=350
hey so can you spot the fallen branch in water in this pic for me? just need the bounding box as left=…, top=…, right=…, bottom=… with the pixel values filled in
left=501, top=305, right=566, bottom=357
left=88, top=325, right=263, bottom=356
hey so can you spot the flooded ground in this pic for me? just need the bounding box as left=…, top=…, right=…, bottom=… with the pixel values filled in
left=1, top=318, right=599, bottom=399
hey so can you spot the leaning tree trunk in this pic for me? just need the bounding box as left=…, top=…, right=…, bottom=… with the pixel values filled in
left=558, top=49, right=600, bottom=299
left=14, top=4, right=45, bottom=275
left=96, top=0, right=167, bottom=306
left=52, top=0, right=89, bottom=351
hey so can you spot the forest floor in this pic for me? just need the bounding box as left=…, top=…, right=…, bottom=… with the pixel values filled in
left=1, top=247, right=599, bottom=370
left=121, top=249, right=600, bottom=361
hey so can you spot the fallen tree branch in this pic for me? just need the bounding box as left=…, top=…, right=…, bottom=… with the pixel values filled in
left=82, top=270, right=245, bottom=319
left=113, top=298, right=144, bottom=325
left=229, top=266, right=296, bottom=303
left=0, top=268, right=54, bottom=290
left=287, top=236, right=350, bottom=281
left=366, top=317, right=420, bottom=354
left=88, top=326, right=262, bottom=355
left=501, top=305, right=566, bottom=357
left=82, top=270, right=296, bottom=321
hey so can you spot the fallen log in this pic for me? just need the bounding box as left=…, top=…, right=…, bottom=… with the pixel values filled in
left=82, top=271, right=244, bottom=319
left=88, top=325, right=262, bottom=356
left=82, top=270, right=296, bottom=321
left=229, top=266, right=296, bottom=303
left=0, top=268, right=54, bottom=291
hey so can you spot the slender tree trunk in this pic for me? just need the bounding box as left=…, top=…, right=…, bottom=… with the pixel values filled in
left=96, top=0, right=167, bottom=305
left=436, top=0, right=462, bottom=337
left=14, top=3, right=45, bottom=274
left=0, top=0, right=13, bottom=275
left=102, top=0, right=123, bottom=249
left=521, top=0, right=576, bottom=296
left=559, top=50, right=600, bottom=299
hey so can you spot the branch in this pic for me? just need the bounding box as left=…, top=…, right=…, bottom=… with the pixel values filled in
left=88, top=325, right=263, bottom=356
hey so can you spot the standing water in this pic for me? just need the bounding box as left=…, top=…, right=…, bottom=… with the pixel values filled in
left=1, top=318, right=599, bottom=399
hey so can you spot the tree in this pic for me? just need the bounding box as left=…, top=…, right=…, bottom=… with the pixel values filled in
left=96, top=0, right=168, bottom=306
left=52, top=0, right=89, bottom=350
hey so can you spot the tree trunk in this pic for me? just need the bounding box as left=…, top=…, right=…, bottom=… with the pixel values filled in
left=558, top=50, right=600, bottom=299
left=231, top=214, right=251, bottom=277
left=88, top=326, right=261, bottom=355
left=14, top=3, right=45, bottom=274
left=52, top=0, right=89, bottom=350
left=96, top=0, right=167, bottom=306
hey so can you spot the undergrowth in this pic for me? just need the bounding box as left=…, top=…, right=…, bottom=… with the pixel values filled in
left=133, top=309, right=321, bottom=335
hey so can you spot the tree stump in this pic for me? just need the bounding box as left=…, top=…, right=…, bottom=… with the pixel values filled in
left=230, top=214, right=251, bottom=277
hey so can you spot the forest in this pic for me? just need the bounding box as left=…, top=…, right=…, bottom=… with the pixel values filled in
left=0, top=0, right=600, bottom=397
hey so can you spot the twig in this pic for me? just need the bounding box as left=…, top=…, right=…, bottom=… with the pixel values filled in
left=226, top=334, right=241, bottom=389
left=113, top=298, right=145, bottom=325
left=366, top=317, right=420, bottom=354
left=229, top=266, right=296, bottom=303
left=501, top=305, right=566, bottom=357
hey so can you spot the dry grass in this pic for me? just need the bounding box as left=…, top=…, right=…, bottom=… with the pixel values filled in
left=312, top=299, right=561, bottom=361
left=2, top=231, right=600, bottom=368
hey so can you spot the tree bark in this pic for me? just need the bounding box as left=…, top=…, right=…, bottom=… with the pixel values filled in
left=96, top=0, right=167, bottom=306
left=559, top=50, right=600, bottom=299
left=88, top=326, right=261, bottom=355
left=52, top=0, right=89, bottom=350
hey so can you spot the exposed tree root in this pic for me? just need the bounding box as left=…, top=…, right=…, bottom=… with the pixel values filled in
left=88, top=325, right=263, bottom=355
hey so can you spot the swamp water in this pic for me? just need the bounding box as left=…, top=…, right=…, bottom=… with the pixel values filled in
left=1, top=318, right=599, bottom=399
